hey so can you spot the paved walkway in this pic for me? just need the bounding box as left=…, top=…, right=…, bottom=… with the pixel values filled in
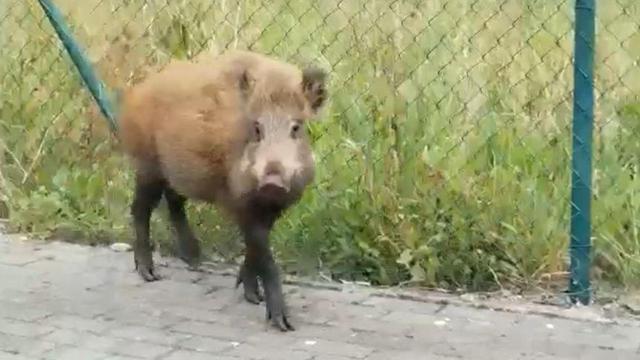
left=0, top=233, right=639, bottom=360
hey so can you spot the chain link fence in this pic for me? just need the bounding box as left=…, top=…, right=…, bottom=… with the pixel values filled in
left=0, top=0, right=638, bottom=295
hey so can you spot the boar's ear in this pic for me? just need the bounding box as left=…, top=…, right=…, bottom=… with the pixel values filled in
left=301, top=66, right=327, bottom=114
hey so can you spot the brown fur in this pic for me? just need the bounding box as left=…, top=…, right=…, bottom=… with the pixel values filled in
left=117, top=50, right=328, bottom=331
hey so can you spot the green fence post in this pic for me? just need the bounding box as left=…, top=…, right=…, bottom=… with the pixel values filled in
left=569, top=0, right=596, bottom=305
left=36, top=0, right=118, bottom=132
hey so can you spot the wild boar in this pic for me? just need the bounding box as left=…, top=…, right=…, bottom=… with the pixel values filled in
left=117, top=50, right=328, bottom=331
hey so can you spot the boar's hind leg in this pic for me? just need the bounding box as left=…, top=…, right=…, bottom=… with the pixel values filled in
left=241, top=220, right=294, bottom=331
left=164, top=187, right=201, bottom=268
left=131, top=177, right=165, bottom=282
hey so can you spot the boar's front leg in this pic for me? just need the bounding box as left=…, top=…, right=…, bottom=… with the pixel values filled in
left=236, top=260, right=263, bottom=304
left=240, top=219, right=294, bottom=331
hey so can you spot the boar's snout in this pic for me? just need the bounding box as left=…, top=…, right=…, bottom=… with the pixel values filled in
left=257, top=160, right=289, bottom=198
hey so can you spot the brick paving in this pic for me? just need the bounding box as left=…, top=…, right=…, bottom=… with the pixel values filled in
left=0, top=233, right=639, bottom=359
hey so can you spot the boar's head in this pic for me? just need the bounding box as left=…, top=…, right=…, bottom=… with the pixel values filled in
left=229, top=64, right=328, bottom=210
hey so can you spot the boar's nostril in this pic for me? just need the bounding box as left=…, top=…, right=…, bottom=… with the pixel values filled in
left=264, top=161, right=284, bottom=176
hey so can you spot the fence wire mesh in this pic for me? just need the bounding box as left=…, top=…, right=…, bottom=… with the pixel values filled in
left=0, top=0, right=638, bottom=293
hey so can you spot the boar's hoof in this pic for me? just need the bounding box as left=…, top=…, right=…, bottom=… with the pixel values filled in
left=243, top=284, right=263, bottom=305
left=244, top=289, right=263, bottom=305
left=236, top=265, right=264, bottom=304
left=135, top=258, right=161, bottom=282
left=266, top=298, right=295, bottom=332
left=264, top=279, right=294, bottom=331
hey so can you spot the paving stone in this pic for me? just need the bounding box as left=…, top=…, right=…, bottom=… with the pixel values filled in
left=40, top=346, right=112, bottom=360
left=42, top=328, right=123, bottom=353
left=177, top=335, right=234, bottom=353
left=367, top=350, right=460, bottom=360
left=310, top=355, right=357, bottom=360
left=100, top=309, right=183, bottom=329
left=0, top=332, right=57, bottom=357
left=42, top=314, right=114, bottom=333
left=170, top=320, right=260, bottom=341
left=291, top=339, right=374, bottom=358
left=0, top=319, right=55, bottom=337
left=0, top=351, right=34, bottom=360
left=108, top=340, right=172, bottom=359
left=225, top=343, right=313, bottom=360
left=106, top=324, right=189, bottom=345
left=0, top=301, right=52, bottom=322
left=162, top=350, right=239, bottom=360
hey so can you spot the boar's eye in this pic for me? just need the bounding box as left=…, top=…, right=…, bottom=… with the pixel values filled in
left=290, top=122, right=302, bottom=138
left=252, top=121, right=262, bottom=142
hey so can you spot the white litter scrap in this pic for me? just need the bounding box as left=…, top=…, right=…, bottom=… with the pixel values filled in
left=110, top=242, right=132, bottom=252
left=304, top=340, right=317, bottom=346
left=433, top=319, right=448, bottom=327
left=546, top=323, right=555, bottom=329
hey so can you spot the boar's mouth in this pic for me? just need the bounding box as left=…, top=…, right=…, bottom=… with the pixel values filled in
left=254, top=181, right=289, bottom=207
left=239, top=177, right=299, bottom=212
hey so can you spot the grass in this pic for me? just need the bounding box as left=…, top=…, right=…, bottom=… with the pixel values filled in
left=1, top=0, right=639, bottom=293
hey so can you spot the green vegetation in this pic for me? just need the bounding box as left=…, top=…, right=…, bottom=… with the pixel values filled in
left=1, top=0, right=639, bottom=291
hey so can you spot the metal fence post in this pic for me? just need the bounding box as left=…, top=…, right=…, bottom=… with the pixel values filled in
left=569, top=0, right=596, bottom=305
left=37, top=0, right=118, bottom=132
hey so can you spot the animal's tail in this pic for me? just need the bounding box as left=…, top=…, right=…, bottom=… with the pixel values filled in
left=36, top=0, right=119, bottom=133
